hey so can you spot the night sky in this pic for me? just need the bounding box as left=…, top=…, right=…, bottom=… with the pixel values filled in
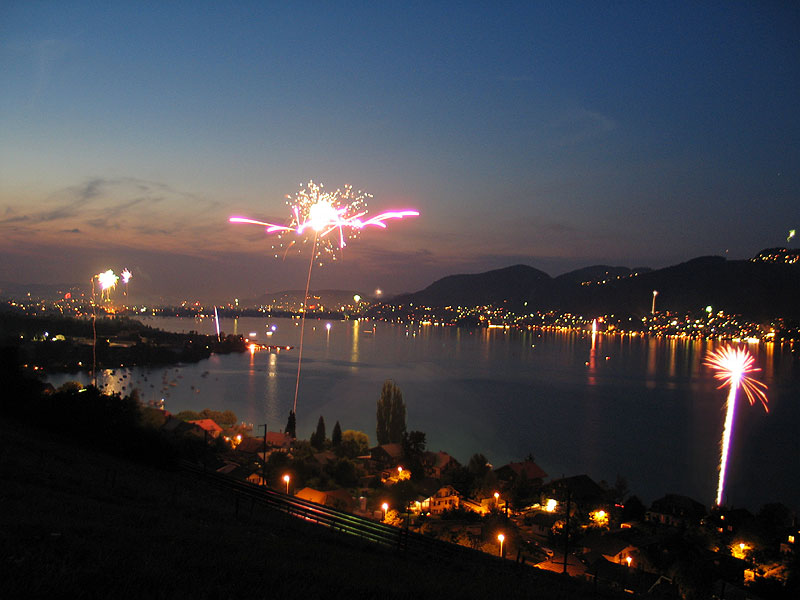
left=2, top=2, right=798, bottom=303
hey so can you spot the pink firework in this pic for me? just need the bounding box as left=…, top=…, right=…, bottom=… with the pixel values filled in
left=704, top=345, right=768, bottom=506
left=230, top=180, right=418, bottom=263
left=229, top=180, right=418, bottom=415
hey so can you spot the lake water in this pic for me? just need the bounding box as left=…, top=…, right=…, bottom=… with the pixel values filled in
left=48, top=316, right=800, bottom=512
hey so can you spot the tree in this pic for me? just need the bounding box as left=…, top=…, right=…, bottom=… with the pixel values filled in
left=285, top=410, right=296, bottom=438
left=339, top=430, right=370, bottom=458
left=310, top=415, right=326, bottom=450
left=402, top=430, right=426, bottom=457
left=402, top=430, right=427, bottom=480
left=331, top=420, right=342, bottom=448
left=376, top=380, right=406, bottom=444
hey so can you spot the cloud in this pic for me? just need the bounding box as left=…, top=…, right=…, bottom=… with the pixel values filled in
left=0, top=176, right=229, bottom=251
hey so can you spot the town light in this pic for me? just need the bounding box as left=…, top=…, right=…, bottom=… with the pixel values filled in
left=381, top=502, right=389, bottom=521
left=497, top=533, right=505, bottom=557
left=626, top=556, right=632, bottom=567
left=283, top=474, right=290, bottom=494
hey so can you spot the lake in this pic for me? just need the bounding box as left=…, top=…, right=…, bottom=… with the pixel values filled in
left=48, top=316, right=800, bottom=512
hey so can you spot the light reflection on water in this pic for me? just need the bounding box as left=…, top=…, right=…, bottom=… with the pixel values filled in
left=48, top=316, right=800, bottom=511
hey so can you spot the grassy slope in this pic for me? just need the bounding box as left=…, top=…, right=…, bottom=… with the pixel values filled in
left=0, top=418, right=607, bottom=600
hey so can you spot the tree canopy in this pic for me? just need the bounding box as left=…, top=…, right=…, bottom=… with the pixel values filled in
left=376, top=380, right=406, bottom=445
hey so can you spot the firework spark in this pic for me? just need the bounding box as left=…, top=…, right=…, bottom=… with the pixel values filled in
left=121, top=268, right=132, bottom=295
left=96, top=269, right=119, bottom=300
left=230, top=180, right=418, bottom=263
left=705, top=345, right=768, bottom=506
left=230, top=180, right=418, bottom=414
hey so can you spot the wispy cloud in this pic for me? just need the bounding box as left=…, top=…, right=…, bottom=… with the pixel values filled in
left=0, top=176, right=227, bottom=252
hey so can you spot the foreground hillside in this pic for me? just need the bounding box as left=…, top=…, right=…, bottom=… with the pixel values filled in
left=0, top=418, right=608, bottom=599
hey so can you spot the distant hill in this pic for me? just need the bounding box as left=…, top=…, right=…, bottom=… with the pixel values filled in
left=387, top=251, right=800, bottom=320
left=391, top=264, right=551, bottom=307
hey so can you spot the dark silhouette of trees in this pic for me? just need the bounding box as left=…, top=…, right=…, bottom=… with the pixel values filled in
left=376, top=379, right=406, bottom=444
left=331, top=420, right=342, bottom=448
left=402, top=430, right=427, bottom=480
left=285, top=410, right=296, bottom=438
left=310, top=415, right=326, bottom=450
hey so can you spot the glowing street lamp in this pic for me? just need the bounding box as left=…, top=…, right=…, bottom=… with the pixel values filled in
left=626, top=556, right=632, bottom=567
left=283, top=474, right=290, bottom=494
left=381, top=502, right=389, bottom=521
left=497, top=533, right=505, bottom=557
left=494, top=491, right=500, bottom=508
left=651, top=290, right=658, bottom=315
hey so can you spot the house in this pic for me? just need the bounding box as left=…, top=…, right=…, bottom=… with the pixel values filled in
left=584, top=557, right=666, bottom=596
left=541, top=474, right=606, bottom=510
left=423, top=451, right=459, bottom=479
left=461, top=498, right=490, bottom=515
left=646, top=494, right=706, bottom=528
left=312, top=450, right=338, bottom=467
left=579, top=531, right=639, bottom=566
left=236, top=436, right=267, bottom=460
left=527, top=510, right=559, bottom=537
left=188, top=419, right=223, bottom=438
left=295, top=487, right=357, bottom=512
left=161, top=416, right=206, bottom=439
left=494, top=459, right=547, bottom=487
left=265, top=431, right=293, bottom=452
left=428, top=485, right=462, bottom=515
left=370, top=443, right=404, bottom=468
left=235, top=431, right=293, bottom=461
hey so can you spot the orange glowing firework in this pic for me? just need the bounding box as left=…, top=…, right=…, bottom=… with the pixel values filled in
left=705, top=345, right=768, bottom=506
left=96, top=269, right=119, bottom=301
left=230, top=180, right=418, bottom=263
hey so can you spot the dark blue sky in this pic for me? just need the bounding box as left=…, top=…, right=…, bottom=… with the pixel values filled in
left=1, top=2, right=798, bottom=302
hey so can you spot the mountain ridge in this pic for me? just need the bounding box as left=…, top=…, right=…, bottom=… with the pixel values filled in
left=388, top=250, right=800, bottom=320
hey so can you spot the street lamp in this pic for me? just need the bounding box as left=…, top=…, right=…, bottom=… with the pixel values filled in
left=494, top=491, right=500, bottom=508
left=283, top=474, right=290, bottom=494
left=381, top=502, right=389, bottom=521
left=497, top=533, right=505, bottom=557
left=651, top=290, right=658, bottom=315
left=626, top=556, right=632, bottom=568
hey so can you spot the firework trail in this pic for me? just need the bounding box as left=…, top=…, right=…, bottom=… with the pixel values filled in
left=91, top=270, right=118, bottom=385
left=705, top=345, right=768, bottom=506
left=230, top=181, right=418, bottom=413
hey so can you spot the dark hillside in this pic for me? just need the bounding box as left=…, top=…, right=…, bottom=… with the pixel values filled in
left=0, top=417, right=609, bottom=599
left=392, top=264, right=552, bottom=307
left=388, top=255, right=800, bottom=320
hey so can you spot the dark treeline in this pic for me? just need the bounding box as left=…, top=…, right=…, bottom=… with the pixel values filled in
left=0, top=311, right=247, bottom=372
left=0, top=346, right=205, bottom=465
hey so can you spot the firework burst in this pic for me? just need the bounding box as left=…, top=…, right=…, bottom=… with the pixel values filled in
left=230, top=180, right=418, bottom=415
left=96, top=269, right=119, bottom=301
left=705, top=345, right=768, bottom=506
left=230, top=180, right=418, bottom=264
